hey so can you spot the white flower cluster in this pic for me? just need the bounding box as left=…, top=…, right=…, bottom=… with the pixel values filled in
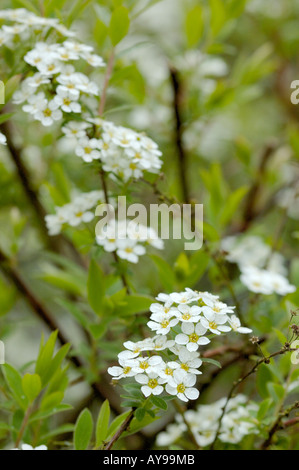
left=62, top=118, right=163, bottom=182
left=156, top=394, right=258, bottom=448
left=0, top=8, right=75, bottom=47
left=108, top=289, right=251, bottom=402
left=45, top=190, right=106, bottom=236
left=0, top=132, right=6, bottom=145
left=221, top=235, right=296, bottom=296
left=12, top=39, right=104, bottom=127
left=96, top=219, right=164, bottom=264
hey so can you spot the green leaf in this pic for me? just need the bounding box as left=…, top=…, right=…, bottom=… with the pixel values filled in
left=40, top=424, right=75, bottom=442
left=41, top=391, right=64, bottom=411
left=22, top=373, right=41, bottom=403
left=29, top=404, right=72, bottom=423
left=210, top=0, right=227, bottom=37
left=135, top=407, right=146, bottom=422
left=0, top=113, right=15, bottom=125
left=109, top=6, right=130, bottom=46
left=150, top=254, right=176, bottom=291
left=74, top=408, right=93, bottom=450
left=123, top=413, right=159, bottom=437
left=96, top=400, right=110, bottom=447
left=220, top=186, right=249, bottom=226
left=113, top=295, right=154, bottom=317
left=150, top=396, right=168, bottom=410
left=94, top=18, right=108, bottom=47
left=185, top=5, right=204, bottom=48
left=201, top=358, right=222, bottom=369
left=257, top=398, right=273, bottom=420
left=267, top=383, right=285, bottom=404
left=106, top=411, right=131, bottom=440
left=257, top=364, right=276, bottom=399
left=87, top=259, right=105, bottom=315
left=2, top=364, right=28, bottom=409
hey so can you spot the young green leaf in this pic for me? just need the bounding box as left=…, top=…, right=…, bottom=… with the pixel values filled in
left=109, top=6, right=130, bottom=46
left=96, top=400, right=110, bottom=448
left=74, top=408, right=93, bottom=450
left=22, top=373, right=42, bottom=403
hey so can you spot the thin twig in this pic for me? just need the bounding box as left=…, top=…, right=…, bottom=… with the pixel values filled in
left=104, top=408, right=136, bottom=450
left=210, top=344, right=294, bottom=449
left=169, top=66, right=190, bottom=204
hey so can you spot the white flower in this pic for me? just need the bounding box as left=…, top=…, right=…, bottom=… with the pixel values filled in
left=62, top=121, right=89, bottom=139
left=175, top=322, right=210, bottom=352
left=240, top=266, right=296, bottom=296
left=108, top=356, right=138, bottom=380
left=228, top=315, right=252, bottom=334
left=123, top=338, right=154, bottom=355
left=45, top=191, right=102, bottom=235
left=174, top=304, right=202, bottom=323
left=83, top=53, right=105, bottom=67
left=34, top=98, right=63, bottom=127
left=0, top=132, right=7, bottom=145
left=177, top=348, right=203, bottom=375
left=169, top=290, right=200, bottom=305
left=145, top=335, right=175, bottom=352
left=116, top=239, right=146, bottom=264
left=165, top=370, right=199, bottom=402
left=132, top=356, right=163, bottom=374
left=75, top=138, right=101, bottom=162
left=156, top=424, right=185, bottom=447
left=149, top=303, right=177, bottom=316
left=25, top=73, right=51, bottom=89
left=147, top=312, right=179, bottom=335
left=135, top=372, right=166, bottom=397
left=54, top=88, right=81, bottom=113
left=200, top=311, right=231, bottom=335
left=201, top=298, right=235, bottom=316
left=159, top=361, right=180, bottom=381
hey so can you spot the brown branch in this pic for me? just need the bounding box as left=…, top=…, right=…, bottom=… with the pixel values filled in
left=98, top=51, right=115, bottom=117
left=0, top=119, right=87, bottom=268
left=169, top=66, right=190, bottom=204
left=261, top=401, right=299, bottom=450
left=238, top=142, right=277, bottom=233
left=0, top=247, right=121, bottom=415
left=104, top=408, right=136, bottom=450
left=210, top=344, right=293, bottom=449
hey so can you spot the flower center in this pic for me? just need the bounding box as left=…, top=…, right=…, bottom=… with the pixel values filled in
left=43, top=108, right=52, bottom=117
left=161, top=320, right=170, bottom=329
left=148, top=379, right=158, bottom=389
left=63, top=98, right=72, bottom=106
left=123, top=367, right=131, bottom=375
left=165, top=368, right=173, bottom=376
left=182, top=313, right=191, bottom=321
left=84, top=147, right=92, bottom=154
left=189, top=333, right=199, bottom=343
left=181, top=363, right=189, bottom=372
left=177, top=384, right=186, bottom=394
left=209, top=321, right=218, bottom=330
left=140, top=361, right=149, bottom=370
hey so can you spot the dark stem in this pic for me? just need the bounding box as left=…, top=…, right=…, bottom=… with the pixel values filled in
left=169, top=66, right=190, bottom=204
left=104, top=408, right=136, bottom=450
